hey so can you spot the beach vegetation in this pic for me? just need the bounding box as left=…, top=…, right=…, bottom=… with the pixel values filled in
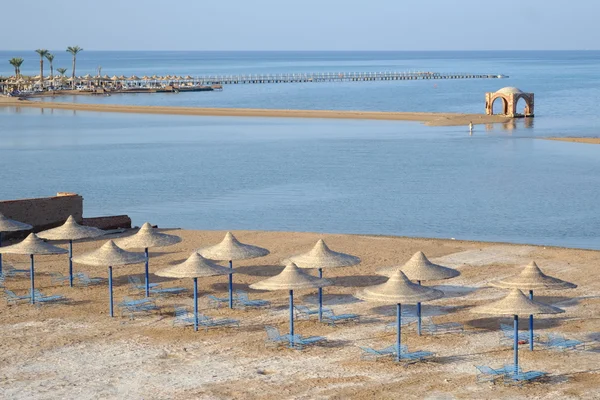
left=66, top=46, right=83, bottom=88
left=45, top=53, right=55, bottom=81
left=8, top=57, right=24, bottom=78
left=35, top=49, right=49, bottom=88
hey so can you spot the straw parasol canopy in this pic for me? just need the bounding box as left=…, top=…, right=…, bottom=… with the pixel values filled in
left=37, top=215, right=105, bottom=241
left=198, top=232, right=269, bottom=261
left=156, top=253, right=231, bottom=279
left=250, top=263, right=332, bottom=291
left=0, top=212, right=32, bottom=232
left=471, top=289, right=564, bottom=316
left=110, top=75, right=119, bottom=81
left=285, top=239, right=360, bottom=269
left=82, top=74, right=92, bottom=80
left=184, top=75, right=193, bottom=80
left=115, top=222, right=181, bottom=249
left=377, top=251, right=460, bottom=281
left=0, top=233, right=68, bottom=255
left=356, top=270, right=444, bottom=304
left=490, top=261, right=577, bottom=291
left=141, top=76, right=151, bottom=80
left=128, top=75, right=140, bottom=81
left=72, top=240, right=145, bottom=266
left=118, top=75, right=127, bottom=80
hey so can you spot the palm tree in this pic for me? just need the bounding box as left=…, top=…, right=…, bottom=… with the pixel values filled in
left=45, top=53, right=55, bottom=82
left=66, top=46, right=83, bottom=88
left=57, top=67, right=67, bottom=77
left=8, top=57, right=24, bottom=78
left=35, top=49, right=49, bottom=89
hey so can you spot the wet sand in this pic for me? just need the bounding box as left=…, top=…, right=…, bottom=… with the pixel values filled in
left=1, top=230, right=598, bottom=399
left=544, top=137, right=600, bottom=145
left=0, top=97, right=510, bottom=126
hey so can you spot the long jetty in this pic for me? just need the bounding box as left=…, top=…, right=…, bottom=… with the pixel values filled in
left=191, top=71, right=507, bottom=85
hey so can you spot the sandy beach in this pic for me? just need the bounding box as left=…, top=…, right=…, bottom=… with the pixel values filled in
left=0, top=229, right=598, bottom=399
left=0, top=97, right=510, bottom=126
left=544, top=137, right=600, bottom=145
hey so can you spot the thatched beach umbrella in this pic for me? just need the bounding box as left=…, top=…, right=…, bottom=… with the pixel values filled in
left=128, top=75, right=140, bottom=81
left=378, top=251, right=459, bottom=335
left=110, top=75, right=119, bottom=81
left=491, top=261, right=576, bottom=350
left=470, top=289, right=563, bottom=376
left=0, top=234, right=67, bottom=304
left=0, top=212, right=32, bottom=275
left=118, top=75, right=127, bottom=80
left=115, top=223, right=181, bottom=297
left=285, top=239, right=360, bottom=321
left=356, top=270, right=443, bottom=362
left=156, top=253, right=231, bottom=331
left=198, top=232, right=269, bottom=309
left=72, top=240, right=145, bottom=317
left=38, top=216, right=105, bottom=287
left=250, top=262, right=331, bottom=347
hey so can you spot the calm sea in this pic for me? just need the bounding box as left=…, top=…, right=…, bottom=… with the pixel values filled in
left=1, top=51, right=599, bottom=249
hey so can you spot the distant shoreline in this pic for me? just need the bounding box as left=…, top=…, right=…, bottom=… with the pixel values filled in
left=543, top=137, right=600, bottom=145
left=0, top=97, right=510, bottom=126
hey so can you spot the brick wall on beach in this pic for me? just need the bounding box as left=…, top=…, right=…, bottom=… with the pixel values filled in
left=0, top=192, right=83, bottom=235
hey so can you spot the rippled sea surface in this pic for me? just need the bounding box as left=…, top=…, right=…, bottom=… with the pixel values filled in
left=1, top=51, right=599, bottom=248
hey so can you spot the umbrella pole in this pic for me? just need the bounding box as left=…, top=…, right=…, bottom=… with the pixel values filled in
left=529, top=290, right=534, bottom=351
left=30, top=255, right=35, bottom=304
left=417, top=280, right=422, bottom=336
left=193, top=277, right=198, bottom=332
left=68, top=239, right=74, bottom=287
left=396, top=303, right=402, bottom=363
left=144, top=248, right=150, bottom=297
left=228, top=260, right=233, bottom=309
left=289, top=289, right=295, bottom=348
left=108, top=266, right=114, bottom=317
left=0, top=232, right=3, bottom=276
left=318, top=268, right=323, bottom=322
left=513, top=315, right=519, bottom=376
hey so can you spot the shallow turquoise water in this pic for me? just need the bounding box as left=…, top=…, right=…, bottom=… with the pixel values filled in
left=1, top=107, right=599, bottom=249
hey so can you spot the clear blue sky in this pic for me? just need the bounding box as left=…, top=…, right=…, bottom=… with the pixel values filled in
left=2, top=0, right=598, bottom=51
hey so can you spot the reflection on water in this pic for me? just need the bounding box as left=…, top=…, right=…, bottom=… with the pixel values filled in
left=1, top=109, right=600, bottom=250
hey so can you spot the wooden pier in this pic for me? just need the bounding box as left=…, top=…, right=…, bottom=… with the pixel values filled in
left=190, top=71, right=507, bottom=85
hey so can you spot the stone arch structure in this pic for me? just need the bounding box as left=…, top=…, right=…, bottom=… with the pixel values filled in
left=485, top=87, right=534, bottom=117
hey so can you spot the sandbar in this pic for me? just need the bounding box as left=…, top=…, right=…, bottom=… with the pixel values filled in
left=0, top=97, right=510, bottom=126
left=0, top=229, right=598, bottom=399
left=544, top=137, right=600, bottom=145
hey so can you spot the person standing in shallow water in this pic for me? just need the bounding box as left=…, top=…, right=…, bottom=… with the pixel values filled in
left=469, top=121, right=473, bottom=135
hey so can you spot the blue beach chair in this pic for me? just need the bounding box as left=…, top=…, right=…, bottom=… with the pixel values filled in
left=75, top=272, right=105, bottom=286
left=50, top=272, right=71, bottom=285
left=422, top=317, right=464, bottom=335
left=322, top=309, right=360, bottom=326
left=289, top=334, right=326, bottom=350
left=206, top=294, right=231, bottom=308
left=4, top=289, right=30, bottom=305
left=294, top=304, right=331, bottom=319
left=359, top=344, right=406, bottom=360
left=264, top=326, right=292, bottom=348
left=235, top=290, right=270, bottom=308
left=542, top=333, right=584, bottom=351
left=500, top=323, right=538, bottom=345
left=197, top=314, right=240, bottom=332
left=173, top=307, right=195, bottom=327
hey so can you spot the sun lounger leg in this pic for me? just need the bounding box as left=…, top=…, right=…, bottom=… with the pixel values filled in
left=145, top=248, right=150, bottom=298
left=228, top=260, right=233, bottom=309
left=318, top=268, right=323, bottom=322
left=194, top=278, right=198, bottom=332
left=109, top=266, right=114, bottom=317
